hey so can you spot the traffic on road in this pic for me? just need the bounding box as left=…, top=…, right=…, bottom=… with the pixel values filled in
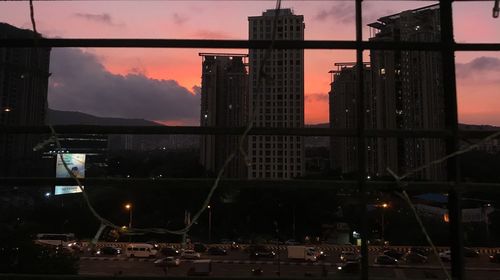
left=75, top=241, right=500, bottom=278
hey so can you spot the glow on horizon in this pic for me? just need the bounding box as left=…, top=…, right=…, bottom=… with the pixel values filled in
left=0, top=1, right=499, bottom=125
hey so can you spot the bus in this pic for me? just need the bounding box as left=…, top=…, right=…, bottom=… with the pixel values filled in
left=35, top=233, right=78, bottom=248
left=126, top=243, right=158, bottom=258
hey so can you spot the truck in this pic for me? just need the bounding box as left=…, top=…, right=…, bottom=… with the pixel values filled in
left=287, top=246, right=317, bottom=262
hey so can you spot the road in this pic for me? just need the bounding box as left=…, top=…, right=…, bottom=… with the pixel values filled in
left=78, top=248, right=500, bottom=279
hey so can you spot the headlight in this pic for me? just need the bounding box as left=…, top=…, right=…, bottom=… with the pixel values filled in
left=337, top=266, right=342, bottom=270
left=96, top=250, right=101, bottom=255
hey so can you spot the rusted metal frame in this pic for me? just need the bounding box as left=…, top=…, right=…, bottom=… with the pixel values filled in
left=355, top=0, right=369, bottom=279
left=1, top=38, right=500, bottom=51
left=440, top=0, right=464, bottom=278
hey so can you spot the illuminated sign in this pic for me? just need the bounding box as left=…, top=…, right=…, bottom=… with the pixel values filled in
left=55, top=154, right=85, bottom=195
left=55, top=185, right=84, bottom=195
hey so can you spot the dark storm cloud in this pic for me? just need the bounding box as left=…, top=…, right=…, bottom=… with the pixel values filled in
left=314, top=3, right=394, bottom=25
left=74, top=13, right=121, bottom=26
left=315, top=3, right=355, bottom=24
left=48, top=48, right=200, bottom=122
left=193, top=29, right=233, bottom=39
left=456, top=56, right=500, bottom=79
left=173, top=13, right=189, bottom=25
left=305, top=93, right=329, bottom=102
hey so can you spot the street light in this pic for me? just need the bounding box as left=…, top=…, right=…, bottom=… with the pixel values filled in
left=379, top=203, right=389, bottom=242
left=124, top=203, right=133, bottom=229
left=207, top=205, right=212, bottom=243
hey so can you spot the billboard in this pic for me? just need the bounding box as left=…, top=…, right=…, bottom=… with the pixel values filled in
left=55, top=153, right=85, bottom=195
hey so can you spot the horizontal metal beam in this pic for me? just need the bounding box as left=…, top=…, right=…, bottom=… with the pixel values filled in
left=1, top=177, right=499, bottom=193
left=1, top=39, right=499, bottom=51
left=2, top=125, right=499, bottom=139
left=1, top=125, right=449, bottom=137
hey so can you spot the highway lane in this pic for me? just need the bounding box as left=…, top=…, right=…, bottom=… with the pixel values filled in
left=77, top=244, right=500, bottom=279
left=79, top=248, right=500, bottom=269
left=79, top=258, right=500, bottom=279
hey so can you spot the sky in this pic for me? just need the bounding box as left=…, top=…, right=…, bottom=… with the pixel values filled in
left=1, top=0, right=499, bottom=126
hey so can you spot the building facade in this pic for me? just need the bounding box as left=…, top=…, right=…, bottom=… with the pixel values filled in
left=199, top=54, right=248, bottom=178
left=328, top=5, right=445, bottom=180
left=0, top=23, right=51, bottom=176
left=248, top=9, right=305, bottom=179
left=368, top=4, right=445, bottom=180
left=328, top=63, right=376, bottom=176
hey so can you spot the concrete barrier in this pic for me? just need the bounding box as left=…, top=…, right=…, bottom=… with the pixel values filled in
left=80, top=242, right=499, bottom=255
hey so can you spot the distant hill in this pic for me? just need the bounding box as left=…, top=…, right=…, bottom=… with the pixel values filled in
left=304, top=123, right=500, bottom=148
left=46, top=109, right=199, bottom=150
left=47, top=109, right=160, bottom=126
left=459, top=123, right=499, bottom=130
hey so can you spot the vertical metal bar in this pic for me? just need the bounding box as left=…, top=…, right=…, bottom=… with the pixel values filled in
left=355, top=0, right=368, bottom=279
left=439, top=0, right=463, bottom=279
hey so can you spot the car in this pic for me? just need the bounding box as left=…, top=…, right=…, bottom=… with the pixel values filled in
left=146, top=241, right=160, bottom=250
left=489, top=252, right=500, bottom=263
left=154, top=257, right=181, bottom=267
left=369, top=239, right=389, bottom=246
left=285, top=239, right=300, bottom=245
left=219, top=239, right=240, bottom=250
left=161, top=247, right=180, bottom=256
left=403, top=252, right=428, bottom=264
left=337, top=261, right=360, bottom=273
left=339, top=251, right=361, bottom=262
left=251, top=267, right=264, bottom=276
left=181, top=249, right=201, bottom=259
left=438, top=248, right=478, bottom=261
left=96, top=246, right=121, bottom=256
left=375, top=255, right=399, bottom=265
left=312, top=248, right=327, bottom=260
left=193, top=243, right=207, bottom=253
left=229, top=242, right=240, bottom=251
left=248, top=245, right=276, bottom=259
left=207, top=247, right=227, bottom=255
left=383, top=249, right=404, bottom=260
left=410, top=247, right=430, bottom=256
left=267, top=239, right=284, bottom=245
left=439, top=250, right=451, bottom=262
left=464, top=247, right=479, bottom=258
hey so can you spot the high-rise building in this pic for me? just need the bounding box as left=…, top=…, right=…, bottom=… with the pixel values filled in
left=199, top=53, right=248, bottom=178
left=368, top=4, right=445, bottom=180
left=248, top=9, right=305, bottom=179
left=329, top=5, right=445, bottom=180
left=0, top=23, right=51, bottom=176
left=328, top=63, right=376, bottom=176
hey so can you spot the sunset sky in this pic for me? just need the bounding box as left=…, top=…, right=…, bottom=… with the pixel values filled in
left=1, top=0, right=499, bottom=126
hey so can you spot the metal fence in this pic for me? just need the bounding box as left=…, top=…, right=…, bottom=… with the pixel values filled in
left=1, top=0, right=500, bottom=279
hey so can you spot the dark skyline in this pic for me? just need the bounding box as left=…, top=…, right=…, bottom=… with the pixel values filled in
left=1, top=2, right=497, bottom=126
